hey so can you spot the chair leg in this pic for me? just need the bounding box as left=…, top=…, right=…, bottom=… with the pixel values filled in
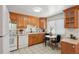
left=45, top=39, right=47, bottom=46
left=55, top=43, right=59, bottom=49
left=54, top=43, right=57, bottom=47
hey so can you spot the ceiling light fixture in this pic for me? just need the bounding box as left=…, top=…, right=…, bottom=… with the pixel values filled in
left=33, top=7, right=42, bottom=12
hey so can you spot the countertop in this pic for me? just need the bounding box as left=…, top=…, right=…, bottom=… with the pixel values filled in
left=61, top=38, right=79, bottom=45
left=17, top=32, right=45, bottom=36
left=28, top=32, right=45, bottom=34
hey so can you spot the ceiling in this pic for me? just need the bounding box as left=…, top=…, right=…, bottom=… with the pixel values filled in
left=7, top=5, right=72, bottom=17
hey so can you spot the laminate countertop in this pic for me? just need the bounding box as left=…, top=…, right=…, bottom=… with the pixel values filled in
left=28, top=32, right=45, bottom=34
left=61, top=38, right=79, bottom=45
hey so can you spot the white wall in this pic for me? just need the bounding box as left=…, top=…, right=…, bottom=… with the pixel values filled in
left=0, top=6, right=3, bottom=36
left=65, top=29, right=79, bottom=38
left=47, top=20, right=56, bottom=33
left=55, top=19, right=65, bottom=35
left=0, top=5, right=10, bottom=53
left=47, top=13, right=65, bottom=35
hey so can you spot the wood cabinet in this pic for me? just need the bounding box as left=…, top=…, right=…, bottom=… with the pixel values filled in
left=27, top=16, right=47, bottom=29
left=28, top=16, right=33, bottom=25
left=9, top=12, right=47, bottom=29
left=28, top=33, right=45, bottom=46
left=28, top=16, right=39, bottom=27
left=17, top=15, right=27, bottom=28
left=17, top=15, right=24, bottom=28
left=9, top=12, right=17, bottom=24
left=34, top=17, right=39, bottom=27
left=10, top=12, right=28, bottom=29
left=61, top=39, right=79, bottom=54
left=38, top=33, right=45, bottom=42
left=64, top=6, right=79, bottom=28
left=28, top=34, right=36, bottom=46
left=39, top=18, right=47, bottom=29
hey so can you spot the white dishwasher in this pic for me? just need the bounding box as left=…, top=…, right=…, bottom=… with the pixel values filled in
left=19, top=34, right=28, bottom=48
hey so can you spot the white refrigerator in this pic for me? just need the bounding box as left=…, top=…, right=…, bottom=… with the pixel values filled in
left=0, top=6, right=10, bottom=53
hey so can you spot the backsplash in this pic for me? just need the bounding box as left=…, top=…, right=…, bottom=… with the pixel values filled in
left=25, top=25, right=43, bottom=33
left=65, top=28, right=79, bottom=39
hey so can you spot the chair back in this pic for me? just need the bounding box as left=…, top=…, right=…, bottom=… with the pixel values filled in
left=45, top=33, right=50, bottom=35
left=56, top=35, right=61, bottom=42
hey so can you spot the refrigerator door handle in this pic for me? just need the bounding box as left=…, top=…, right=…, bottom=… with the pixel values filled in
left=0, top=36, right=3, bottom=37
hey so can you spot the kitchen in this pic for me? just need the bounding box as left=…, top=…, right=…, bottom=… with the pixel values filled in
left=0, top=5, right=79, bottom=54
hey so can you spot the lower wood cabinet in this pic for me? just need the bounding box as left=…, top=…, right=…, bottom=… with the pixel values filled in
left=28, top=33, right=45, bottom=46
left=61, top=41, right=79, bottom=54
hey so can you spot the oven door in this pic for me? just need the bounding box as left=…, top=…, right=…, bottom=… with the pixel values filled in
left=9, top=35, right=17, bottom=51
left=9, top=30, right=17, bottom=51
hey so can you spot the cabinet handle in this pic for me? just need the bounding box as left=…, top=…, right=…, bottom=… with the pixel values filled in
left=72, top=45, right=75, bottom=48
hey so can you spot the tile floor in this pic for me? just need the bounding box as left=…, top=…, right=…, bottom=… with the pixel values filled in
left=10, top=43, right=61, bottom=54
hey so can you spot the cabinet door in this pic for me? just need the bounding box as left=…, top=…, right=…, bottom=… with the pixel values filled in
left=39, top=18, right=47, bottom=29
left=39, top=33, right=44, bottom=42
left=29, top=34, right=36, bottom=46
left=33, top=17, right=39, bottom=27
left=38, top=34, right=42, bottom=43
left=64, top=6, right=79, bottom=28
left=36, top=33, right=44, bottom=43
left=17, top=15, right=22, bottom=28
left=32, top=17, right=35, bottom=26
left=64, top=8, right=74, bottom=18
left=39, top=19, right=44, bottom=29
left=29, top=34, right=34, bottom=46
left=36, top=18, right=39, bottom=27
left=20, top=16, right=24, bottom=27
left=9, top=35, right=17, bottom=51
left=23, top=16, right=27, bottom=28
left=28, top=16, right=33, bottom=25
left=61, top=42, right=75, bottom=54
left=17, top=15, right=25, bottom=28
left=10, top=12, right=17, bottom=23
left=36, top=34, right=40, bottom=43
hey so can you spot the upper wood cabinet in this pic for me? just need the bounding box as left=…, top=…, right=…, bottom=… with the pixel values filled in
left=28, top=16, right=39, bottom=27
left=9, top=12, right=47, bottom=29
left=39, top=18, right=47, bottom=29
left=28, top=16, right=38, bottom=26
left=34, top=17, right=39, bottom=27
left=28, top=16, right=47, bottom=29
left=64, top=6, right=79, bottom=28
left=9, top=12, right=17, bottom=23
left=17, top=15, right=27, bottom=28
left=28, top=16, right=33, bottom=25
left=9, top=12, right=28, bottom=29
